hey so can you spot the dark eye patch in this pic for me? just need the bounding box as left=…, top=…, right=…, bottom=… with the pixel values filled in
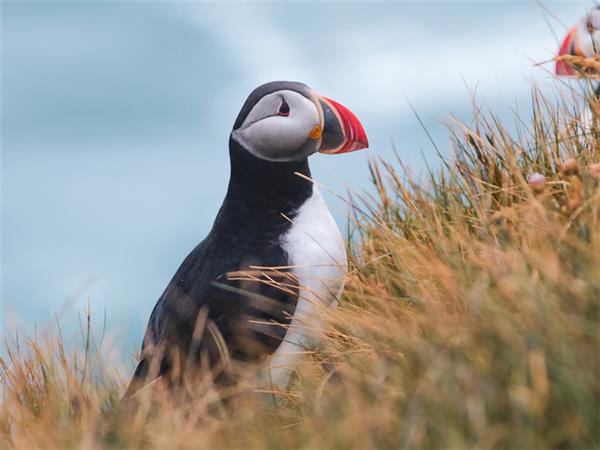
left=279, top=99, right=290, bottom=116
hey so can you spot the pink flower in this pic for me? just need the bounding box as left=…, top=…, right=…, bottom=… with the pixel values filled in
left=528, top=172, right=546, bottom=193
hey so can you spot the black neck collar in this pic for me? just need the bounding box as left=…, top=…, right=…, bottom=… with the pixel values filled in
left=228, top=137, right=312, bottom=191
left=214, top=138, right=313, bottom=230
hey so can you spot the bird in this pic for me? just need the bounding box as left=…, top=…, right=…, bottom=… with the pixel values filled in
left=124, top=81, right=368, bottom=398
left=555, top=7, right=600, bottom=130
left=555, top=6, right=600, bottom=77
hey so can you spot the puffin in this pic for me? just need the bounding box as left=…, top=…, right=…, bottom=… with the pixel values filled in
left=556, top=6, right=600, bottom=77
left=125, top=81, right=368, bottom=397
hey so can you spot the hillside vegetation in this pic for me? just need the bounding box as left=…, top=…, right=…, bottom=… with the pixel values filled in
left=1, top=79, right=599, bottom=448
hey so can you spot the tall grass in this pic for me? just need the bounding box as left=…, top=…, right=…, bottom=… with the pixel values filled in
left=1, top=80, right=599, bottom=448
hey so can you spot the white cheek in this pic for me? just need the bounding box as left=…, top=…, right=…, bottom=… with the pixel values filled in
left=261, top=115, right=314, bottom=147
left=577, top=19, right=600, bottom=57
left=235, top=105, right=320, bottom=161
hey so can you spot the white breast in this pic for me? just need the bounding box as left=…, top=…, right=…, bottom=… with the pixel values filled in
left=262, top=186, right=347, bottom=389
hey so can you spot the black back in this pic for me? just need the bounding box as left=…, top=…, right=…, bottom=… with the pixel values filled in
left=125, top=133, right=313, bottom=394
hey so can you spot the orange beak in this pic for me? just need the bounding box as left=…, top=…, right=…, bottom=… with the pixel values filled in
left=317, top=96, right=368, bottom=154
left=556, top=26, right=581, bottom=76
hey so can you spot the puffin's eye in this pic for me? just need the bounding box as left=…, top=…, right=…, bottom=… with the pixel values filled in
left=278, top=99, right=290, bottom=116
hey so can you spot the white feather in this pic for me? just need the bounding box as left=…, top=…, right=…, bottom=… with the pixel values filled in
left=262, top=186, right=347, bottom=389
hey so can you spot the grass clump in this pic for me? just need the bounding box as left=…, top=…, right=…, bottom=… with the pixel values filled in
left=1, top=83, right=599, bottom=448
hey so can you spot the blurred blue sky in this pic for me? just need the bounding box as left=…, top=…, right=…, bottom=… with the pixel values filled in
left=0, top=1, right=586, bottom=353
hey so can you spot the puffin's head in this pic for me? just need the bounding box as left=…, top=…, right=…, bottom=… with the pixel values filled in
left=556, top=7, right=600, bottom=76
left=231, top=81, right=368, bottom=162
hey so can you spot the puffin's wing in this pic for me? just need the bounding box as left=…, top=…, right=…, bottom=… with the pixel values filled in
left=125, top=242, right=298, bottom=396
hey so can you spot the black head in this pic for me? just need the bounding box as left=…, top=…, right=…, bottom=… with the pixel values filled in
left=230, top=81, right=369, bottom=162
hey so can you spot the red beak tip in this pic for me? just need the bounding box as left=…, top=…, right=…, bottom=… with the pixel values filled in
left=556, top=61, right=574, bottom=76
left=358, top=129, right=369, bottom=149
left=556, top=26, right=578, bottom=76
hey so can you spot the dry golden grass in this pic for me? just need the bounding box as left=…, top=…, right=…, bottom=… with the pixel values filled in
left=1, top=81, right=599, bottom=449
left=556, top=54, right=600, bottom=79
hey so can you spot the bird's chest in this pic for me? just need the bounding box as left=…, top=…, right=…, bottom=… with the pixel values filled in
left=262, top=188, right=346, bottom=388
left=279, top=188, right=347, bottom=306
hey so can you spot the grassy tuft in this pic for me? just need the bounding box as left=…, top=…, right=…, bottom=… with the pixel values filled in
left=1, top=81, right=599, bottom=448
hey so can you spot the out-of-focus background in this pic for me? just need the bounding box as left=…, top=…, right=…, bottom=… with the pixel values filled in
left=0, top=2, right=585, bottom=354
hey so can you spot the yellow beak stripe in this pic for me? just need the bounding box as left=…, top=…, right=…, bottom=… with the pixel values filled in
left=309, top=124, right=322, bottom=140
